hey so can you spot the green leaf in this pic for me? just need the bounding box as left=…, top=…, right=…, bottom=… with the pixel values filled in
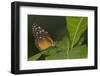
left=55, top=36, right=70, bottom=58
left=45, top=37, right=68, bottom=60
left=45, top=47, right=67, bottom=60
left=45, top=45, right=87, bottom=60
left=55, top=37, right=67, bottom=49
left=68, top=45, right=88, bottom=59
left=66, top=17, right=88, bottom=48
left=28, top=51, right=47, bottom=61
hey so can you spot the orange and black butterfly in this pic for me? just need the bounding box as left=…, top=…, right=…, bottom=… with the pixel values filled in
left=32, top=24, right=54, bottom=50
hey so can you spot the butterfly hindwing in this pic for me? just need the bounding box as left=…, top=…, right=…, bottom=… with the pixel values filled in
left=32, top=24, right=54, bottom=50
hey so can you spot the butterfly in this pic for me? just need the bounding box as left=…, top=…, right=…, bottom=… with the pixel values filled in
left=32, top=24, right=54, bottom=50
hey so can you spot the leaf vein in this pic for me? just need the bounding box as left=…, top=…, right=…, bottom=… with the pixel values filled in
left=71, top=18, right=84, bottom=48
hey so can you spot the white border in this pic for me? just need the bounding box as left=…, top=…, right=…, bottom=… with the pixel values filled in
left=20, top=6, right=95, bottom=70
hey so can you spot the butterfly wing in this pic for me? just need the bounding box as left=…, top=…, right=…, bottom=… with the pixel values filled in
left=32, top=24, right=54, bottom=50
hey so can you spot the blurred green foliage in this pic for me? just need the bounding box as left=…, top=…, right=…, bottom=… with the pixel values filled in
left=28, top=15, right=88, bottom=61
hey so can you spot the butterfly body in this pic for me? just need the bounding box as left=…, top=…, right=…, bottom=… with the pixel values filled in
left=32, top=24, right=54, bottom=50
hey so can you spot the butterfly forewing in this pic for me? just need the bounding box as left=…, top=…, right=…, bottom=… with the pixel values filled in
left=32, top=24, right=54, bottom=50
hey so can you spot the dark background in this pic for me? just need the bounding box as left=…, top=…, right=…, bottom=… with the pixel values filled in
left=28, top=15, right=67, bottom=58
